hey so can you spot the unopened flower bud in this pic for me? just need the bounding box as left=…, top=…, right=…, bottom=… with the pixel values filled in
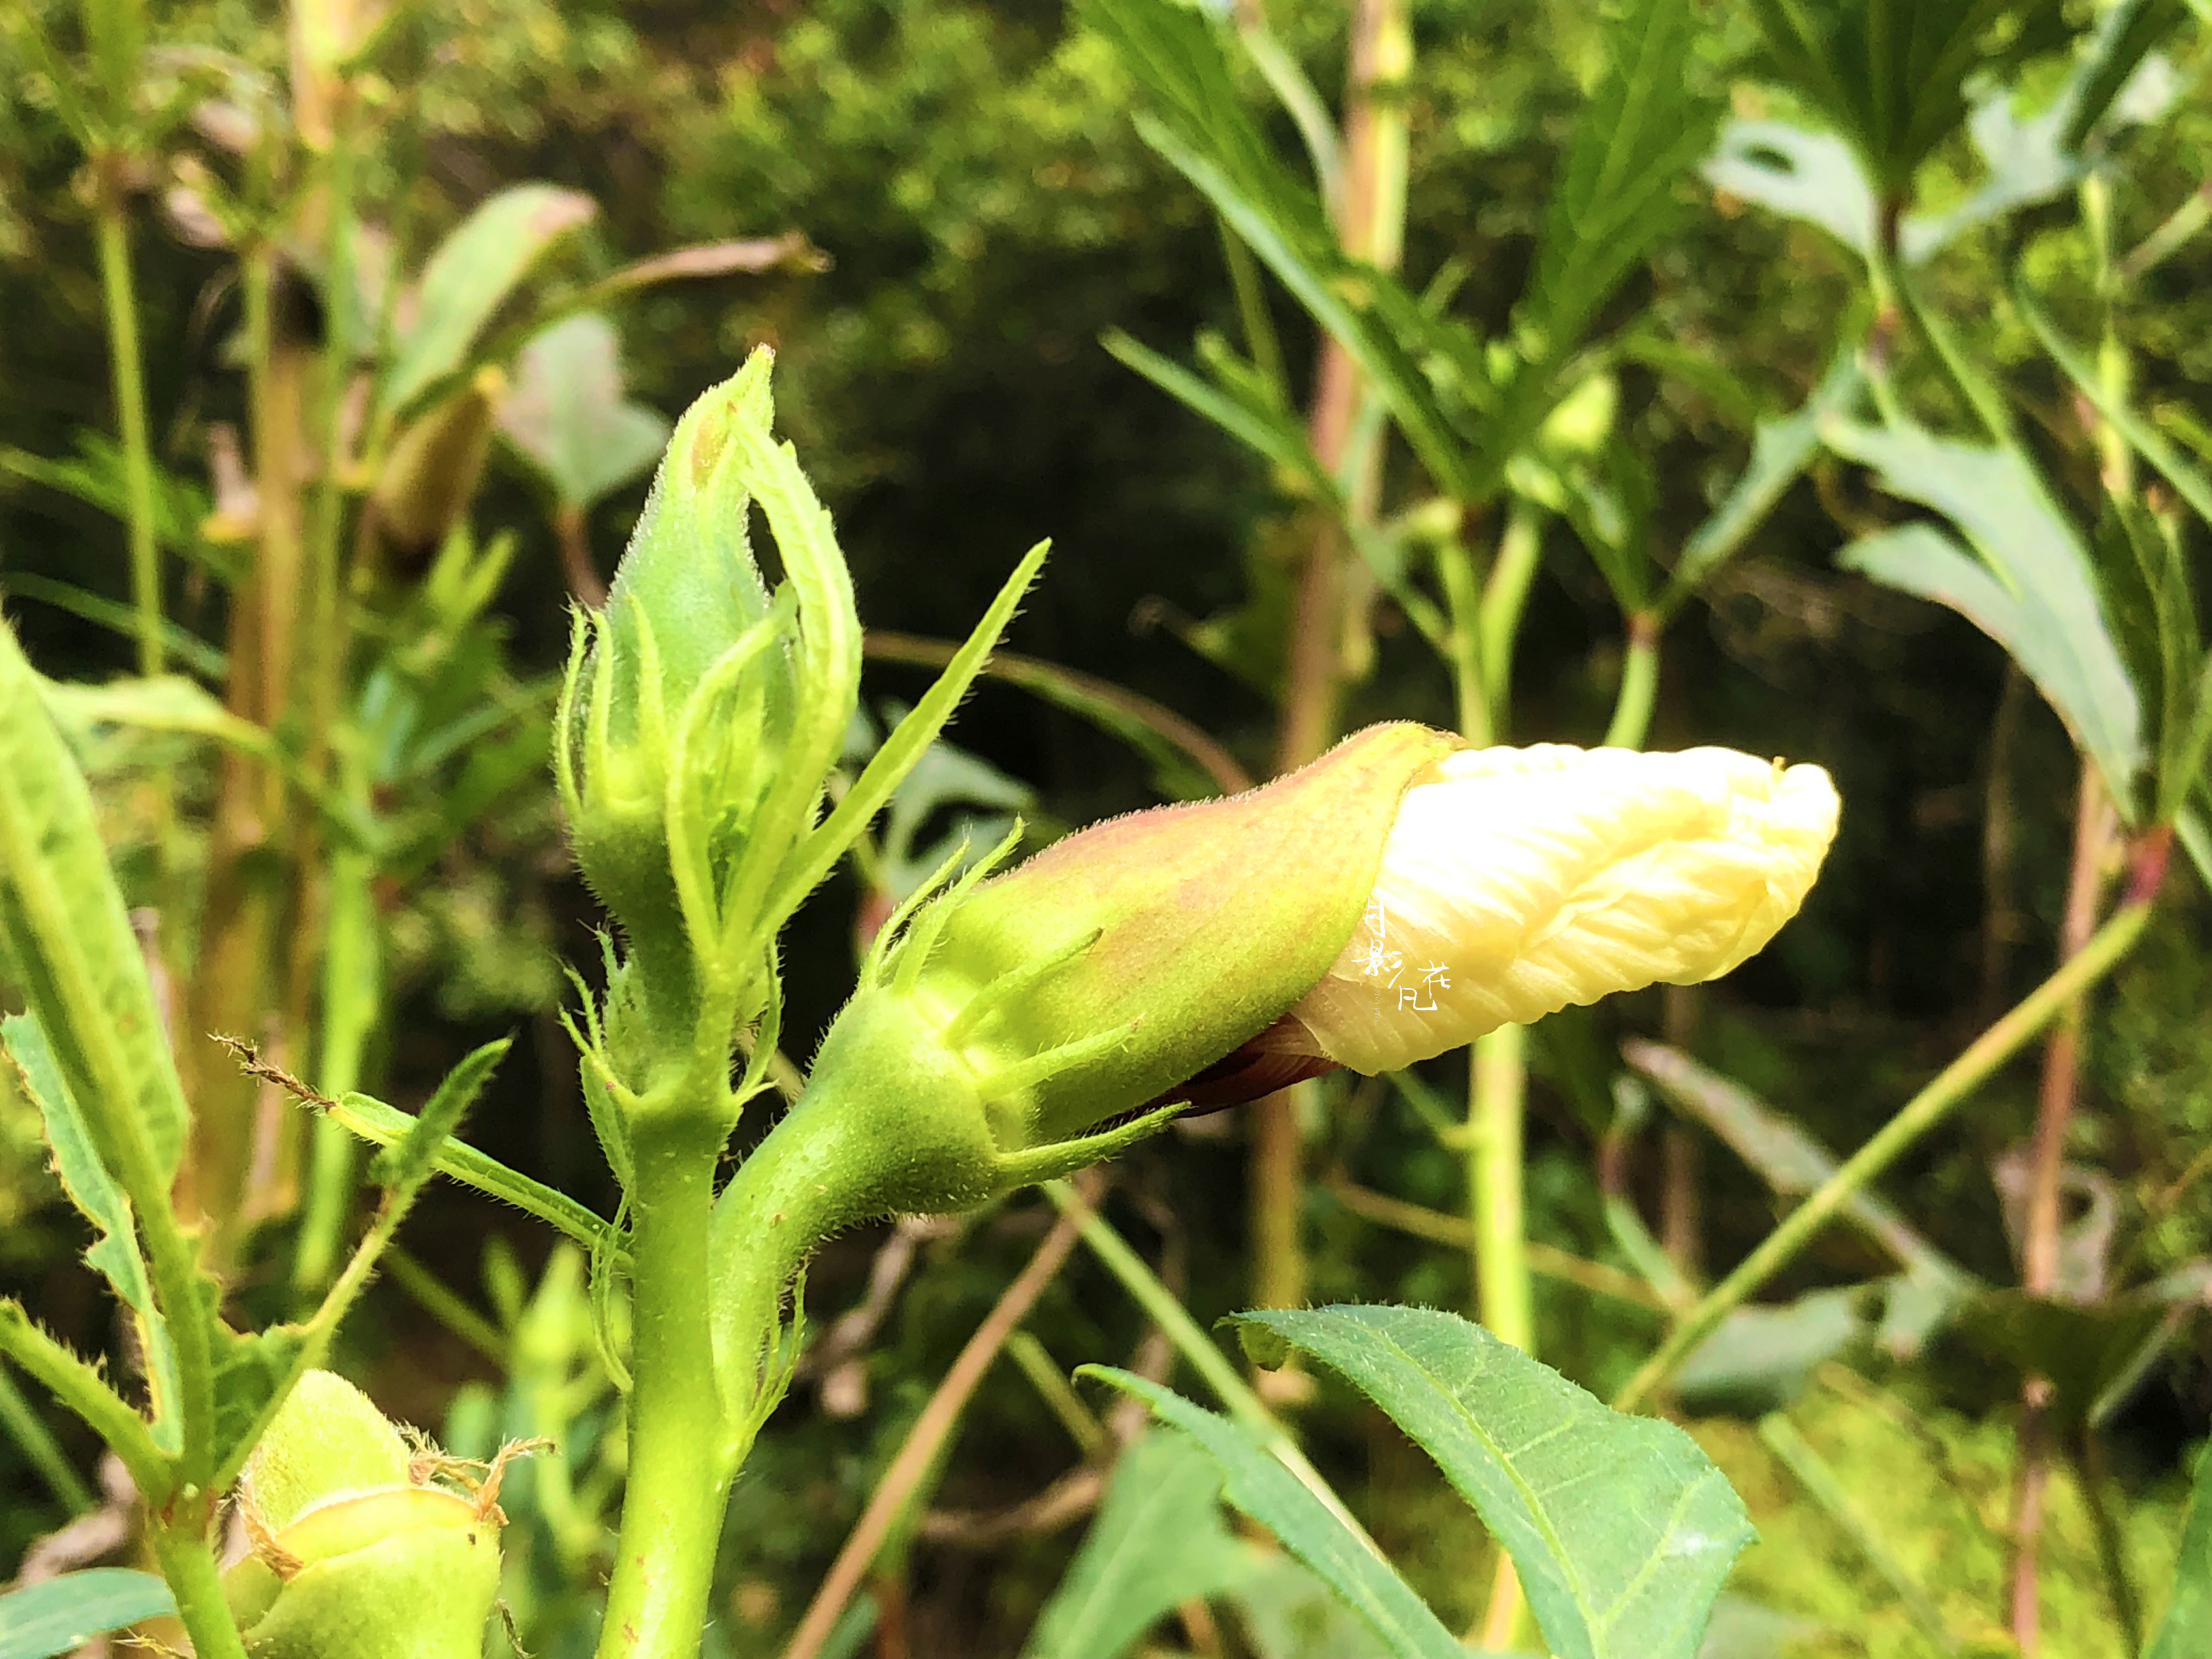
left=781, top=724, right=1456, bottom=1218
left=556, top=348, right=795, bottom=973
left=726, top=729, right=1837, bottom=1288
left=371, top=365, right=505, bottom=558
left=1267, top=743, right=1840, bottom=1074
left=222, top=1372, right=514, bottom=1659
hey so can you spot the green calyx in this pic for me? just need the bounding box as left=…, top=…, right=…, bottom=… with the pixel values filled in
left=238, top=1371, right=410, bottom=1533
left=222, top=1370, right=514, bottom=1659
left=771, top=723, right=1457, bottom=1222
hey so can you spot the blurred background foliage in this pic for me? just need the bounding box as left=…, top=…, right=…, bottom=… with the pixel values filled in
left=2, top=0, right=2211, bottom=1654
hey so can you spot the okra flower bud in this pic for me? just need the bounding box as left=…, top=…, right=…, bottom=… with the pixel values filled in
left=1265, top=743, right=1841, bottom=1074
left=557, top=351, right=792, bottom=964
left=222, top=1371, right=514, bottom=1659
left=771, top=729, right=1836, bottom=1223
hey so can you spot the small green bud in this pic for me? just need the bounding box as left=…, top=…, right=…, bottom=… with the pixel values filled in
left=223, top=1370, right=519, bottom=1659
left=371, top=365, right=505, bottom=558
left=786, top=723, right=1457, bottom=1218
left=557, top=347, right=793, bottom=974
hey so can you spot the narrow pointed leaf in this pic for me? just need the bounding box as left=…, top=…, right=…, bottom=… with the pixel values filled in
left=768, top=543, right=1046, bottom=928
left=1226, top=1306, right=1752, bottom=1659
left=365, top=1037, right=510, bottom=1197
left=1023, top=1430, right=1262, bottom=1659
left=0, top=624, right=190, bottom=1200
left=323, top=1087, right=616, bottom=1255
left=1, top=1015, right=180, bottom=1451
left=1101, top=329, right=1336, bottom=504
left=1702, top=120, right=1876, bottom=259
left=2021, top=295, right=2212, bottom=526
left=1523, top=0, right=1719, bottom=356
left=1079, top=1368, right=1467, bottom=1659
left=1659, top=338, right=1864, bottom=618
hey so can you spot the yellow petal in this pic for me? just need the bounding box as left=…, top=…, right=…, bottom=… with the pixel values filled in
left=1282, top=744, right=1839, bottom=1074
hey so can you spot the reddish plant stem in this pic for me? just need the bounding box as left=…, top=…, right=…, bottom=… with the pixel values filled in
left=2010, top=759, right=2114, bottom=1655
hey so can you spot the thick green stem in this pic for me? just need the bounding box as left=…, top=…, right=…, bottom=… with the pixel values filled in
left=1615, top=901, right=2154, bottom=1413
left=597, top=1130, right=731, bottom=1659
left=1601, top=615, right=1660, bottom=750
left=291, top=840, right=377, bottom=1296
left=149, top=1506, right=249, bottom=1659
left=94, top=201, right=162, bottom=681
left=710, top=1090, right=870, bottom=1404
left=1476, top=504, right=1541, bottom=726
left=1438, top=536, right=1490, bottom=747
left=1469, top=1023, right=1531, bottom=1352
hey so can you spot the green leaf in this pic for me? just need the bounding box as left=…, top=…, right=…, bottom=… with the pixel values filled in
left=1658, top=336, right=1864, bottom=618
left=1948, top=1290, right=2168, bottom=1425
left=497, top=312, right=672, bottom=510
left=2169, top=657, right=2212, bottom=821
left=379, top=184, right=597, bottom=424
left=1023, top=1430, right=1262, bottom=1659
left=0, top=1015, right=181, bottom=1453
left=1521, top=0, right=1719, bottom=359
left=1899, top=85, right=2080, bottom=262
left=1131, top=114, right=1475, bottom=502
left=1101, top=328, right=1337, bottom=505
left=1080, top=0, right=1479, bottom=500
left=1737, top=0, right=2081, bottom=201
left=0, top=625, right=191, bottom=1198
left=1703, top=120, right=1876, bottom=259
left=36, top=674, right=377, bottom=853
left=1674, top=1288, right=1870, bottom=1416
left=0, top=1570, right=176, bottom=1659
left=1826, top=427, right=2143, bottom=814
left=2060, top=0, right=2187, bottom=151
left=323, top=1086, right=614, bottom=1257
left=2146, top=1442, right=2212, bottom=1659
left=2, top=432, right=222, bottom=573
left=1227, top=1305, right=1753, bottom=1659
left=0, top=1302, right=165, bottom=1493
left=205, top=1310, right=310, bottom=1491
left=1079, top=1368, right=1467, bottom=1659
left=766, top=542, right=1045, bottom=934
left=211, top=1042, right=506, bottom=1489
